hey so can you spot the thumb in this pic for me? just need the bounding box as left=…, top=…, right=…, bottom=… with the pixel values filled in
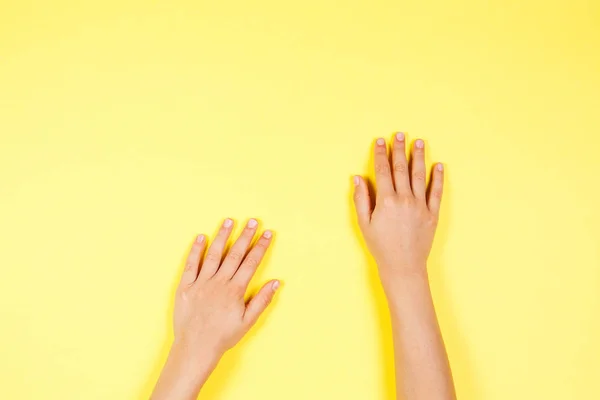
left=244, top=280, right=280, bottom=328
left=353, top=175, right=371, bottom=228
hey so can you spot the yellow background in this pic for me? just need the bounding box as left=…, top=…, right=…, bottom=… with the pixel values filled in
left=1, top=1, right=599, bottom=399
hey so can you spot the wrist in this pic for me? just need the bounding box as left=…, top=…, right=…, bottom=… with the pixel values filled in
left=169, top=338, right=223, bottom=376
left=378, top=261, right=428, bottom=285
left=151, top=341, right=222, bottom=400
left=379, top=265, right=431, bottom=304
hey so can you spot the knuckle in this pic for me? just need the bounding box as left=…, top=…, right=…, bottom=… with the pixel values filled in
left=177, top=287, right=190, bottom=299
left=256, top=294, right=272, bottom=308
left=381, top=194, right=398, bottom=207
left=375, top=162, right=391, bottom=175
left=244, top=257, right=259, bottom=270
left=394, top=162, right=407, bottom=174
left=432, top=189, right=443, bottom=199
left=399, top=195, right=414, bottom=206
left=227, top=250, right=244, bottom=262
left=210, top=274, right=228, bottom=285
left=261, top=296, right=272, bottom=307
left=230, top=282, right=245, bottom=294
left=224, top=283, right=244, bottom=298
left=255, top=238, right=269, bottom=250
left=354, top=191, right=363, bottom=201
left=427, top=214, right=439, bottom=226
left=412, top=171, right=426, bottom=181
left=205, top=251, right=221, bottom=262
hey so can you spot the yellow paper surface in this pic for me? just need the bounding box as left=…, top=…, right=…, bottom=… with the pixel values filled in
left=1, top=1, right=599, bottom=399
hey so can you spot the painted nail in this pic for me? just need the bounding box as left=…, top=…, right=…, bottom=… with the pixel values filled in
left=223, top=218, right=233, bottom=228
left=248, top=218, right=258, bottom=228
left=353, top=175, right=360, bottom=186
left=263, top=230, right=272, bottom=239
left=437, top=163, right=444, bottom=171
left=376, top=138, right=385, bottom=146
left=272, top=280, right=280, bottom=291
left=196, top=234, right=204, bottom=243
left=396, top=132, right=405, bottom=141
left=415, top=139, right=424, bottom=149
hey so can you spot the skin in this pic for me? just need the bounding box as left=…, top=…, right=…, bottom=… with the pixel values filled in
left=353, top=133, right=456, bottom=400
left=151, top=218, right=279, bottom=400
left=151, top=133, right=455, bottom=399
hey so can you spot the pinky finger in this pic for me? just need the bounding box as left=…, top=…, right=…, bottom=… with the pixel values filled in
left=427, top=163, right=444, bottom=216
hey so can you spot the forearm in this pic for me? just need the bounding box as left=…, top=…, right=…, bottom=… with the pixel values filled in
left=385, top=269, right=456, bottom=400
left=150, top=342, right=220, bottom=400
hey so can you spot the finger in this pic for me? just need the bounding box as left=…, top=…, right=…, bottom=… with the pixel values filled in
left=427, top=163, right=444, bottom=216
left=232, top=230, right=273, bottom=288
left=217, top=218, right=259, bottom=280
left=373, top=138, right=395, bottom=198
left=198, top=218, right=234, bottom=280
left=243, top=280, right=280, bottom=328
left=392, top=132, right=411, bottom=196
left=180, top=234, right=206, bottom=286
left=410, top=139, right=427, bottom=200
left=353, top=175, right=371, bottom=228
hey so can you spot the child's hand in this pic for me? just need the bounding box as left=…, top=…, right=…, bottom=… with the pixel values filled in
left=173, top=218, right=279, bottom=362
left=353, top=134, right=444, bottom=294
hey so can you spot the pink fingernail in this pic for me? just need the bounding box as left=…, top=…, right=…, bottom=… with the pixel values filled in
left=376, top=138, right=385, bottom=146
left=396, top=132, right=405, bottom=141
left=272, top=280, right=280, bottom=291
left=353, top=176, right=360, bottom=186
left=437, top=163, right=444, bottom=171
left=263, top=230, right=272, bottom=239
left=223, top=218, right=233, bottom=228
left=196, top=234, right=204, bottom=243
left=248, top=218, right=258, bottom=228
left=415, top=139, right=424, bottom=149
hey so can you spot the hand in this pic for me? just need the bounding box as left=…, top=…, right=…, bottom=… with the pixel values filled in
left=151, top=218, right=280, bottom=400
left=353, top=133, right=444, bottom=293
left=174, top=218, right=280, bottom=361
left=353, top=134, right=456, bottom=400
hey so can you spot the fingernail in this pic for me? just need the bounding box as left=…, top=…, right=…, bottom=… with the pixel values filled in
left=248, top=218, right=258, bottom=228
left=272, top=280, right=280, bottom=291
left=223, top=218, right=233, bottom=228
left=263, top=230, right=272, bottom=239
left=376, top=138, right=385, bottom=146
left=353, top=175, right=360, bottom=186
left=437, top=163, right=444, bottom=171
left=196, top=234, right=204, bottom=243
left=396, top=132, right=405, bottom=141
left=415, top=139, right=424, bottom=149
